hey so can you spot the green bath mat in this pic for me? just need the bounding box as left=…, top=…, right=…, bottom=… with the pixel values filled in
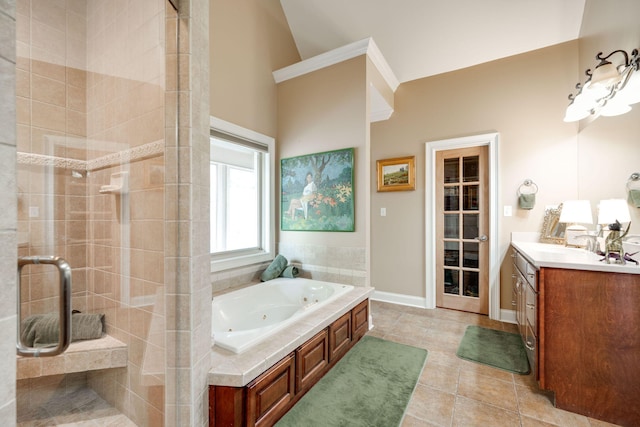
left=275, top=335, right=427, bottom=427
left=456, top=325, right=530, bottom=375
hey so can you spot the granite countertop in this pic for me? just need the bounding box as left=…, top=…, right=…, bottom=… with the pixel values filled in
left=208, top=286, right=374, bottom=387
left=511, top=240, right=640, bottom=275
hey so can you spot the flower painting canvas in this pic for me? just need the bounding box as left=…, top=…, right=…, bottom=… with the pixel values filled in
left=281, top=148, right=354, bottom=231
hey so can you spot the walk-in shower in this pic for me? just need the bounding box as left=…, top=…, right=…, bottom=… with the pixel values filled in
left=15, top=0, right=180, bottom=425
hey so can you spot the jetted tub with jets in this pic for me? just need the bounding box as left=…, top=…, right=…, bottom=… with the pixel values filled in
left=211, top=277, right=354, bottom=353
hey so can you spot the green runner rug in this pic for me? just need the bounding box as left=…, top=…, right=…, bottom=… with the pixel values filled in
left=456, top=325, right=530, bottom=374
left=275, top=335, right=427, bottom=427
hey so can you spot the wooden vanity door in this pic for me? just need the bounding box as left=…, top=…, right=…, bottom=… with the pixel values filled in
left=435, top=146, right=489, bottom=314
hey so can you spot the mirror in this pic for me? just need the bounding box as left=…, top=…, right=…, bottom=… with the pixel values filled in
left=540, top=204, right=566, bottom=244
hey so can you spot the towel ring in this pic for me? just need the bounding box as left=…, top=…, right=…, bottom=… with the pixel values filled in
left=627, top=172, right=640, bottom=190
left=517, top=179, right=538, bottom=196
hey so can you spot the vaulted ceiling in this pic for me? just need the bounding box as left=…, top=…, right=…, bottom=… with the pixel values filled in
left=279, top=0, right=586, bottom=84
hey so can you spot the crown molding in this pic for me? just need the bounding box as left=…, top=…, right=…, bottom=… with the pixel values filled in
left=273, top=37, right=399, bottom=92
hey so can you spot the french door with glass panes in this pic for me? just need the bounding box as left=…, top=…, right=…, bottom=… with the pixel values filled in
left=435, top=146, right=489, bottom=314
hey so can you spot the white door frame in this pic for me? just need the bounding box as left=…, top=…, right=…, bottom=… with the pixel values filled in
left=425, top=133, right=500, bottom=319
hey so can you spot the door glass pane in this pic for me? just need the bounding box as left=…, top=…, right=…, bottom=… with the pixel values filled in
left=463, top=242, right=479, bottom=268
left=463, top=270, right=479, bottom=297
left=444, top=158, right=459, bottom=183
left=462, top=214, right=479, bottom=239
left=444, top=214, right=459, bottom=238
left=444, top=187, right=459, bottom=211
left=444, top=241, right=459, bottom=266
left=463, top=156, right=479, bottom=182
left=444, top=269, right=459, bottom=295
left=463, top=185, right=479, bottom=210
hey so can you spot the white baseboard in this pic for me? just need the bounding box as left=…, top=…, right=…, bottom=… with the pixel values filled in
left=500, top=309, right=517, bottom=324
left=372, top=292, right=518, bottom=325
left=371, top=290, right=429, bottom=309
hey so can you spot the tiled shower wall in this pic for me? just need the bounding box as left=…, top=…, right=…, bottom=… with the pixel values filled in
left=15, top=0, right=90, bottom=317
left=14, top=0, right=174, bottom=425
left=83, top=1, right=172, bottom=425
left=0, top=0, right=17, bottom=422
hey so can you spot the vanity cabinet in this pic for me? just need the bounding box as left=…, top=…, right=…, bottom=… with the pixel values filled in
left=511, top=248, right=537, bottom=376
left=511, top=243, right=640, bottom=426
left=209, top=299, right=369, bottom=427
left=538, top=268, right=640, bottom=426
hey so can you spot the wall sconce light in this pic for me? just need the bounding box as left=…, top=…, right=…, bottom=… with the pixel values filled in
left=564, top=48, right=640, bottom=122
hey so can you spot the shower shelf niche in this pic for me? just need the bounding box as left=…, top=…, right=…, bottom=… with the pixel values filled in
left=16, top=335, right=127, bottom=380
left=99, top=171, right=128, bottom=195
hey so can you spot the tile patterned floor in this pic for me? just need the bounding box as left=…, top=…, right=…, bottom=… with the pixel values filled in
left=367, top=300, right=622, bottom=427
left=17, top=387, right=135, bottom=427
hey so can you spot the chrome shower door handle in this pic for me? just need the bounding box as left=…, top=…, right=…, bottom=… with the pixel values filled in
left=17, top=256, right=72, bottom=357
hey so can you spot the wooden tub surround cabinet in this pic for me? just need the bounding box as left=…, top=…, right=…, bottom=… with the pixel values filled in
left=511, top=240, right=640, bottom=426
left=208, top=288, right=372, bottom=427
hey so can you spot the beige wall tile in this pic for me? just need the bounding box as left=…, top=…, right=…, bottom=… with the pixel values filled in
left=31, top=100, right=66, bottom=132
left=31, top=74, right=66, bottom=107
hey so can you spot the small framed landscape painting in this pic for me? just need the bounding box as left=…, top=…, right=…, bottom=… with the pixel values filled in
left=377, top=156, right=416, bottom=192
left=281, top=148, right=355, bottom=232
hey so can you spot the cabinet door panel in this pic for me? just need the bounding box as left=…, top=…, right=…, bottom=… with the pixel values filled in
left=352, top=299, right=369, bottom=341
left=296, top=329, right=329, bottom=393
left=329, top=312, right=352, bottom=362
left=246, top=353, right=295, bottom=427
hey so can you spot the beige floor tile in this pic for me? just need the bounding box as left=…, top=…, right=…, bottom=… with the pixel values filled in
left=452, top=395, right=521, bottom=427
left=418, top=362, right=460, bottom=394
left=457, top=370, right=518, bottom=412
left=458, top=358, right=515, bottom=383
left=516, top=383, right=591, bottom=427
left=370, top=301, right=624, bottom=427
left=405, top=384, right=455, bottom=426
left=520, top=414, right=560, bottom=426
left=401, top=413, right=441, bottom=427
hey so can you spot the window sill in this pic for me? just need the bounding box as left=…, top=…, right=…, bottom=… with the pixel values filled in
left=211, top=251, right=273, bottom=273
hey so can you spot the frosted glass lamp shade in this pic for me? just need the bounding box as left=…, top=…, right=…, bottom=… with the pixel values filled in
left=597, top=199, right=631, bottom=225
left=591, top=62, right=621, bottom=87
left=559, top=200, right=593, bottom=225
left=618, top=70, right=640, bottom=105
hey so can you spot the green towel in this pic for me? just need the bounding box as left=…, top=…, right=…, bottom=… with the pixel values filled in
left=21, top=312, right=105, bottom=348
left=279, top=265, right=299, bottom=278
left=629, top=189, right=640, bottom=208
left=519, top=193, right=535, bottom=210
left=260, top=254, right=288, bottom=281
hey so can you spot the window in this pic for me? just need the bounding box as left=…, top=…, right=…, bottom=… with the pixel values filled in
left=210, top=117, right=275, bottom=272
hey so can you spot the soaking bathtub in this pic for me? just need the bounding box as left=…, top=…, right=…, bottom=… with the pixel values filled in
left=212, top=278, right=354, bottom=353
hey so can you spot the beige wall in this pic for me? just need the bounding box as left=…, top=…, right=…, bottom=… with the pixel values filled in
left=370, top=0, right=640, bottom=310
left=277, top=56, right=369, bottom=285
left=371, top=41, right=580, bottom=306
left=209, top=0, right=299, bottom=137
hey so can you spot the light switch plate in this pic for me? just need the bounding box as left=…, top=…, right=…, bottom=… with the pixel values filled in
left=504, top=205, right=512, bottom=217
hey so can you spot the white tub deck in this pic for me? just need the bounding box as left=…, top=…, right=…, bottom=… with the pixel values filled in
left=208, top=285, right=374, bottom=387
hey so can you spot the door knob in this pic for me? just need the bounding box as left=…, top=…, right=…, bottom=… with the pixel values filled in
left=475, top=235, right=488, bottom=242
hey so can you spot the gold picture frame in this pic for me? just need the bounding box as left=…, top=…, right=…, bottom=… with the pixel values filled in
left=377, top=156, right=416, bottom=192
